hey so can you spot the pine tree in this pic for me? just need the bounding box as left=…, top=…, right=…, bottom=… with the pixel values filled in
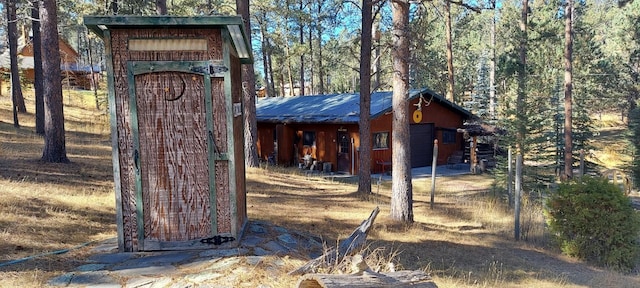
left=466, top=54, right=491, bottom=120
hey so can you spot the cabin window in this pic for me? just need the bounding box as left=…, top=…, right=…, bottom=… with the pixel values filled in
left=373, top=132, right=389, bottom=150
left=442, top=129, right=456, bottom=144
left=303, top=131, right=316, bottom=146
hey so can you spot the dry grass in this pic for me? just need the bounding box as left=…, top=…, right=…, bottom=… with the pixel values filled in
left=1, top=90, right=639, bottom=287
left=590, top=113, right=632, bottom=170
left=0, top=88, right=114, bottom=287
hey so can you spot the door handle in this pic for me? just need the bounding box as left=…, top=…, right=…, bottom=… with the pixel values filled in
left=134, top=149, right=140, bottom=173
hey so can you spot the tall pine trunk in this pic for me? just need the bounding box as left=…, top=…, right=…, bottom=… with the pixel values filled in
left=86, top=32, right=99, bottom=109
left=41, top=0, right=68, bottom=163
left=268, top=45, right=275, bottom=96
left=390, top=0, right=413, bottom=223
left=33, top=0, right=45, bottom=135
left=563, top=0, right=574, bottom=180
left=156, top=0, right=167, bottom=14
left=258, top=15, right=272, bottom=96
left=286, top=46, right=294, bottom=96
left=489, top=0, right=497, bottom=120
left=8, top=0, right=26, bottom=121
left=316, top=15, right=325, bottom=95
left=299, top=0, right=305, bottom=96
left=309, top=28, right=314, bottom=95
left=237, top=0, right=260, bottom=167
left=358, top=0, right=373, bottom=196
left=444, top=0, right=455, bottom=103
left=516, top=0, right=528, bottom=155
left=373, top=21, right=381, bottom=91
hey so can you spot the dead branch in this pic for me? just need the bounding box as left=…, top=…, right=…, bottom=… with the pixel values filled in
left=289, top=206, right=380, bottom=276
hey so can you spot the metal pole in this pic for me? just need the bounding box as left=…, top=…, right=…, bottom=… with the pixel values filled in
left=514, top=153, right=522, bottom=241
left=431, top=139, right=438, bottom=209
left=351, top=138, right=355, bottom=175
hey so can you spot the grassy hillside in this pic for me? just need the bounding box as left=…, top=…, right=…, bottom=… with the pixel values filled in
left=0, top=89, right=638, bottom=287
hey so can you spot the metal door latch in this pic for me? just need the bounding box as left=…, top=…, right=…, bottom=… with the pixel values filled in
left=200, top=235, right=235, bottom=245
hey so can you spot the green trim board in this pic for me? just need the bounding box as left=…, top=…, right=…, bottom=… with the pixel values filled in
left=222, top=31, right=239, bottom=238
left=127, top=60, right=227, bottom=78
left=103, top=30, right=126, bottom=252
left=202, top=63, right=218, bottom=237
left=83, top=16, right=253, bottom=64
left=126, top=62, right=145, bottom=250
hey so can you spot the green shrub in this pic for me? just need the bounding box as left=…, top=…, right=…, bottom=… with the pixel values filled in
left=544, top=176, right=640, bottom=271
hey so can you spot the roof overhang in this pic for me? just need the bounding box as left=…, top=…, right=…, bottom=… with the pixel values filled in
left=83, top=16, right=253, bottom=64
left=255, top=88, right=474, bottom=125
left=257, top=118, right=358, bottom=125
left=370, top=88, right=473, bottom=120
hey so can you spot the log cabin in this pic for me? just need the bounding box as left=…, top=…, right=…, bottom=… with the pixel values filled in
left=256, top=88, right=473, bottom=174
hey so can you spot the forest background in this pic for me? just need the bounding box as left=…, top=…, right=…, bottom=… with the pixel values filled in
left=0, top=0, right=639, bottom=285
left=2, top=0, right=639, bottom=183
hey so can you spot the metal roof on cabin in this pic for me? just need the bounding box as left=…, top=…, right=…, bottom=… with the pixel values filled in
left=256, top=88, right=472, bottom=124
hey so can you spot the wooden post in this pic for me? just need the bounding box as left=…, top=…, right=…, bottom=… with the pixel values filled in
left=375, top=174, right=382, bottom=205
left=508, top=147, right=513, bottom=207
left=514, top=153, right=522, bottom=241
left=579, top=149, right=584, bottom=178
left=430, top=139, right=438, bottom=209
left=470, top=136, right=478, bottom=173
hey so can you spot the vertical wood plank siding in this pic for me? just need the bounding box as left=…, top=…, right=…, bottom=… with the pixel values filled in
left=135, top=72, right=210, bottom=241
left=111, top=28, right=230, bottom=251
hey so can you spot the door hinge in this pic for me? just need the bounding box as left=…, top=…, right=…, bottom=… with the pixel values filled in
left=191, top=64, right=228, bottom=75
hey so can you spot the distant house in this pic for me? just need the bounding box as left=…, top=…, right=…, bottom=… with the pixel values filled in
left=256, top=88, right=473, bottom=174
left=0, top=36, right=101, bottom=90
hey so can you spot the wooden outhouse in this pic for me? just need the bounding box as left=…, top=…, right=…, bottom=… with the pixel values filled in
left=85, top=16, right=252, bottom=252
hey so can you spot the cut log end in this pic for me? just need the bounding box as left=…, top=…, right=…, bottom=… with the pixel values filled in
left=296, top=270, right=437, bottom=288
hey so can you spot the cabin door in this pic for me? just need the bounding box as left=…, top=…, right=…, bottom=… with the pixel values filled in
left=409, top=123, right=435, bottom=168
left=128, top=61, right=226, bottom=250
left=337, top=131, right=351, bottom=173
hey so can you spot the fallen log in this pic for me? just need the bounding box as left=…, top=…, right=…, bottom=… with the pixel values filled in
left=296, top=270, right=437, bottom=288
left=289, top=206, right=380, bottom=276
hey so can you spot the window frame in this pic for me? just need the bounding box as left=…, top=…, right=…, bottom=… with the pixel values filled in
left=441, top=128, right=457, bottom=144
left=372, top=131, right=390, bottom=150
left=302, top=131, right=316, bottom=146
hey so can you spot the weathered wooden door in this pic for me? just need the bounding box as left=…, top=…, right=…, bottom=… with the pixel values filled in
left=128, top=61, right=226, bottom=250
left=337, top=131, right=351, bottom=173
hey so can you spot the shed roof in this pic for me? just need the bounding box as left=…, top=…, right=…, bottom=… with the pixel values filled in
left=256, top=88, right=472, bottom=124
left=83, top=16, right=253, bottom=64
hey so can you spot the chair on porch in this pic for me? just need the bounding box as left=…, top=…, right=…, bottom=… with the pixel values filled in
left=376, top=159, right=392, bottom=174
